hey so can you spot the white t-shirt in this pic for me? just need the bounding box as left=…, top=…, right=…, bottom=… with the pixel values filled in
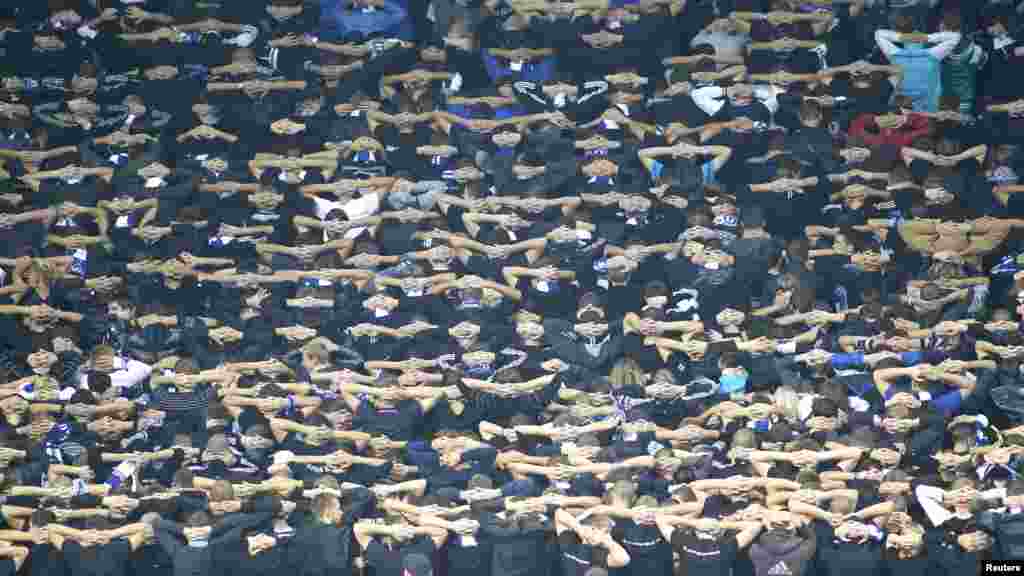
left=312, top=193, right=381, bottom=240
left=78, top=357, right=153, bottom=391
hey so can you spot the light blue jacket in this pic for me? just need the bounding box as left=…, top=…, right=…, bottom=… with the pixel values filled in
left=890, top=44, right=942, bottom=112
left=875, top=30, right=962, bottom=113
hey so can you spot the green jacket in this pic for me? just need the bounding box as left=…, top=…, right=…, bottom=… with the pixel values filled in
left=941, top=41, right=985, bottom=113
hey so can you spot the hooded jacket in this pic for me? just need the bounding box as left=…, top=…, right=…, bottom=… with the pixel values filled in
left=748, top=525, right=816, bottom=576
left=979, top=509, right=1024, bottom=561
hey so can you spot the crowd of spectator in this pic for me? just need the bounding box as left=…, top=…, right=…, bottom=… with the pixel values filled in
left=2, top=0, right=1024, bottom=575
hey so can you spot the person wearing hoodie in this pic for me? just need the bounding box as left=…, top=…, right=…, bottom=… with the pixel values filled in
left=147, top=506, right=272, bottom=576
left=812, top=517, right=885, bottom=576
left=296, top=483, right=373, bottom=576
left=479, top=502, right=554, bottom=576
left=748, top=510, right=816, bottom=576
left=977, top=6, right=1024, bottom=104
left=26, top=510, right=64, bottom=576
left=912, top=476, right=993, bottom=575
left=875, top=15, right=964, bottom=113
left=976, top=477, right=1024, bottom=560
left=353, top=511, right=449, bottom=576
left=936, top=12, right=988, bottom=116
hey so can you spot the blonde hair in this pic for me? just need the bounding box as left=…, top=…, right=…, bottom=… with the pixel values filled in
left=302, top=340, right=330, bottom=365
left=314, top=493, right=342, bottom=525
left=481, top=288, right=503, bottom=307
left=316, top=475, right=340, bottom=491
left=903, top=523, right=924, bottom=542
left=609, top=357, right=645, bottom=390
left=92, top=344, right=115, bottom=360
left=635, top=495, right=658, bottom=508
left=774, top=386, right=801, bottom=423
left=606, top=480, right=636, bottom=506
left=26, top=259, right=55, bottom=285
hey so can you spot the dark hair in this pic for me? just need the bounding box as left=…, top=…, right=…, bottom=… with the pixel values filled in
left=986, top=5, right=1012, bottom=30
left=186, top=511, right=212, bottom=527
left=70, top=389, right=97, bottom=405
left=174, top=469, right=195, bottom=489
left=84, top=516, right=113, bottom=531
left=174, top=357, right=198, bottom=375
left=1008, top=479, right=1024, bottom=497
left=810, top=396, right=839, bottom=418
left=608, top=267, right=630, bottom=285
left=777, top=157, right=804, bottom=179
left=467, top=474, right=493, bottom=490
left=942, top=11, right=961, bottom=31
left=719, top=352, right=740, bottom=369
left=817, top=381, right=849, bottom=413
left=641, top=307, right=665, bottom=321
left=643, top=281, right=669, bottom=299
left=893, top=13, right=914, bottom=33
left=31, top=509, right=54, bottom=527
left=799, top=100, right=823, bottom=122
left=89, top=374, right=111, bottom=397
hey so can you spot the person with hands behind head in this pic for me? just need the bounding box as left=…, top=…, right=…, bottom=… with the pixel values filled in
left=747, top=510, right=816, bottom=576
left=654, top=509, right=761, bottom=576
left=353, top=505, right=448, bottom=576
left=145, top=504, right=273, bottom=576
left=977, top=478, right=1024, bottom=561
left=554, top=507, right=630, bottom=575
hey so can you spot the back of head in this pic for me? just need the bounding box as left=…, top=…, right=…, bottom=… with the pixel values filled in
left=206, top=434, right=229, bottom=455
left=1008, top=479, right=1024, bottom=497
left=607, top=480, right=636, bottom=506
left=31, top=509, right=53, bottom=528
left=186, top=510, right=212, bottom=528
left=174, top=469, right=194, bottom=489
left=893, top=13, right=915, bottom=34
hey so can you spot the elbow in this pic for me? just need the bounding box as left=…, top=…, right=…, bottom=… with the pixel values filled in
left=608, top=550, right=630, bottom=569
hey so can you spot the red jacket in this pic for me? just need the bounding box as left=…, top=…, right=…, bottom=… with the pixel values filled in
left=848, top=112, right=931, bottom=148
